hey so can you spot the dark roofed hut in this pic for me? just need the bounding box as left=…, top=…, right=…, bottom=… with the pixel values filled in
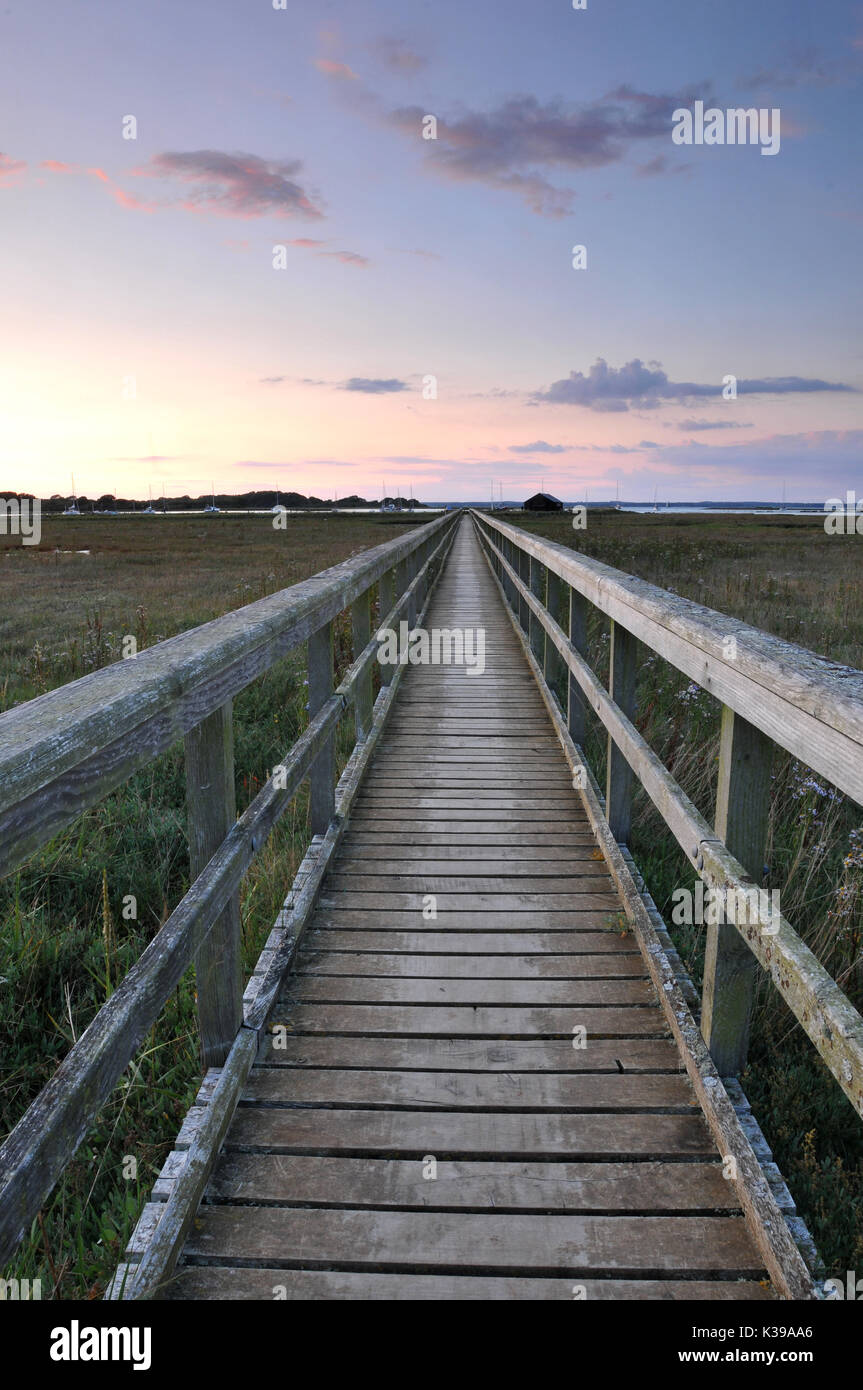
left=524, top=492, right=564, bottom=512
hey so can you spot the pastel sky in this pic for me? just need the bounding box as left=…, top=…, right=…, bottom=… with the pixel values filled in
left=1, top=0, right=862, bottom=502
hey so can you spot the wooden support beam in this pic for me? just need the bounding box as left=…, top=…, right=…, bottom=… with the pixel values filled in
left=702, top=708, right=773, bottom=1075
left=351, top=591, right=373, bottom=742
left=308, top=622, right=335, bottom=834
left=568, top=584, right=590, bottom=746
left=379, top=568, right=396, bottom=686
left=184, top=702, right=243, bottom=1067
left=544, top=569, right=566, bottom=707
left=606, top=621, right=638, bottom=841
left=528, top=557, right=546, bottom=665
left=518, top=547, right=530, bottom=632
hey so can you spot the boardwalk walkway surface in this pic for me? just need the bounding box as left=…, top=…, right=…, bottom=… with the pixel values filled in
left=164, top=518, right=773, bottom=1299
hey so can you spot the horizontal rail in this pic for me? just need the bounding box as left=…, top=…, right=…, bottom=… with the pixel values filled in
left=475, top=511, right=863, bottom=808
left=474, top=514, right=863, bottom=1123
left=0, top=514, right=460, bottom=1267
left=477, top=541, right=814, bottom=1299
left=0, top=511, right=456, bottom=878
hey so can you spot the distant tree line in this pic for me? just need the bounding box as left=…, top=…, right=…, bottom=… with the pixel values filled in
left=1, top=491, right=427, bottom=513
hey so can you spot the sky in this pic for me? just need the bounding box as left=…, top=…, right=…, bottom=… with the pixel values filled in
left=1, top=0, right=862, bottom=503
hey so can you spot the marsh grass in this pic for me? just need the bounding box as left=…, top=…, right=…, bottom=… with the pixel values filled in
left=512, top=509, right=863, bottom=1271
left=0, top=513, right=419, bottom=1297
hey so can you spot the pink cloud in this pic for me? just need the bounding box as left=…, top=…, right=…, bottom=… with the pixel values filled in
left=113, top=186, right=155, bottom=212
left=0, top=152, right=27, bottom=184
left=314, top=59, right=358, bottom=80
left=41, top=159, right=76, bottom=173
left=87, top=166, right=111, bottom=183
left=133, top=149, right=324, bottom=221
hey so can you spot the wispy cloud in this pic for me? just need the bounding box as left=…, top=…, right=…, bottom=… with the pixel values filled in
left=509, top=440, right=568, bottom=453
left=0, top=152, right=27, bottom=183
left=677, top=417, right=752, bottom=432
left=374, top=38, right=428, bottom=74
left=536, top=357, right=855, bottom=411
left=342, top=377, right=408, bottom=393
left=314, top=58, right=358, bottom=81
left=739, top=42, right=862, bottom=90
left=134, top=150, right=324, bottom=220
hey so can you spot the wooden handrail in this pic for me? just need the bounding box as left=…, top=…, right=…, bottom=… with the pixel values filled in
left=0, top=511, right=461, bottom=1267
left=472, top=511, right=863, bottom=1115
left=474, top=511, right=863, bottom=807
left=0, top=511, right=457, bottom=878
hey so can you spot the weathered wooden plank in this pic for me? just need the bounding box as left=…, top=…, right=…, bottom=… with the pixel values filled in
left=181, top=1207, right=761, bottom=1274
left=324, top=874, right=612, bottom=893
left=163, top=1268, right=773, bottom=1300
left=268, top=1003, right=668, bottom=1037
left=311, top=910, right=633, bottom=930
left=204, top=1153, right=734, bottom=1210
left=283, top=977, right=655, bottom=1007
left=296, top=951, right=646, bottom=977
left=255, top=1033, right=682, bottom=1071
left=184, top=702, right=244, bottom=1068
left=318, top=892, right=622, bottom=911
left=242, top=1068, right=694, bottom=1111
left=305, top=931, right=639, bottom=954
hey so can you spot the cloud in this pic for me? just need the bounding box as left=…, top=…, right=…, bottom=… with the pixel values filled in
left=389, top=84, right=708, bottom=214
left=739, top=43, right=861, bottom=90
left=677, top=417, right=752, bottom=432
left=509, top=440, right=567, bottom=454
left=0, top=152, right=27, bottom=183
left=40, top=159, right=76, bottom=173
left=320, top=249, right=369, bottom=265
left=314, top=68, right=708, bottom=215
left=314, top=58, right=358, bottom=80
left=375, top=38, right=427, bottom=73
left=259, top=376, right=287, bottom=384
left=536, top=357, right=855, bottom=411
left=342, top=377, right=408, bottom=393
left=136, top=150, right=324, bottom=220
left=657, top=429, right=863, bottom=486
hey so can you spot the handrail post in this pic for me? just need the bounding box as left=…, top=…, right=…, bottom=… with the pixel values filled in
left=606, top=619, right=638, bottom=840
left=379, top=567, right=396, bottom=686
left=518, top=547, right=530, bottom=632
left=544, top=569, right=566, bottom=705
left=568, top=584, right=590, bottom=745
left=308, top=621, right=335, bottom=833
left=184, top=701, right=243, bottom=1067
left=352, top=589, right=373, bottom=741
left=702, top=707, right=773, bottom=1074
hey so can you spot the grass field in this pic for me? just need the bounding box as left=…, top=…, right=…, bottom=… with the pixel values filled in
left=0, top=512, right=421, bottom=1297
left=507, top=509, right=863, bottom=1276
left=1, top=508, right=861, bottom=1293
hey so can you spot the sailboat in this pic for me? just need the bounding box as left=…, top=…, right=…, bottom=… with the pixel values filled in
left=613, top=480, right=622, bottom=511
left=63, top=474, right=80, bottom=516
left=142, top=485, right=156, bottom=515
left=652, top=486, right=659, bottom=514
left=204, top=483, right=221, bottom=515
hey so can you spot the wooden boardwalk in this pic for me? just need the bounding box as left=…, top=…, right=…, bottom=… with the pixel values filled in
left=164, top=519, right=774, bottom=1299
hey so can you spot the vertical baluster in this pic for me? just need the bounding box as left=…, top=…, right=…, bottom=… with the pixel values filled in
left=606, top=621, right=638, bottom=841
left=702, top=708, right=772, bottom=1074
left=379, top=566, right=396, bottom=687
left=529, top=556, right=546, bottom=665
left=184, top=702, right=243, bottom=1067
left=308, top=621, right=335, bottom=833
left=568, top=585, right=590, bottom=746
left=544, top=568, right=566, bottom=705
left=352, top=588, right=372, bottom=741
